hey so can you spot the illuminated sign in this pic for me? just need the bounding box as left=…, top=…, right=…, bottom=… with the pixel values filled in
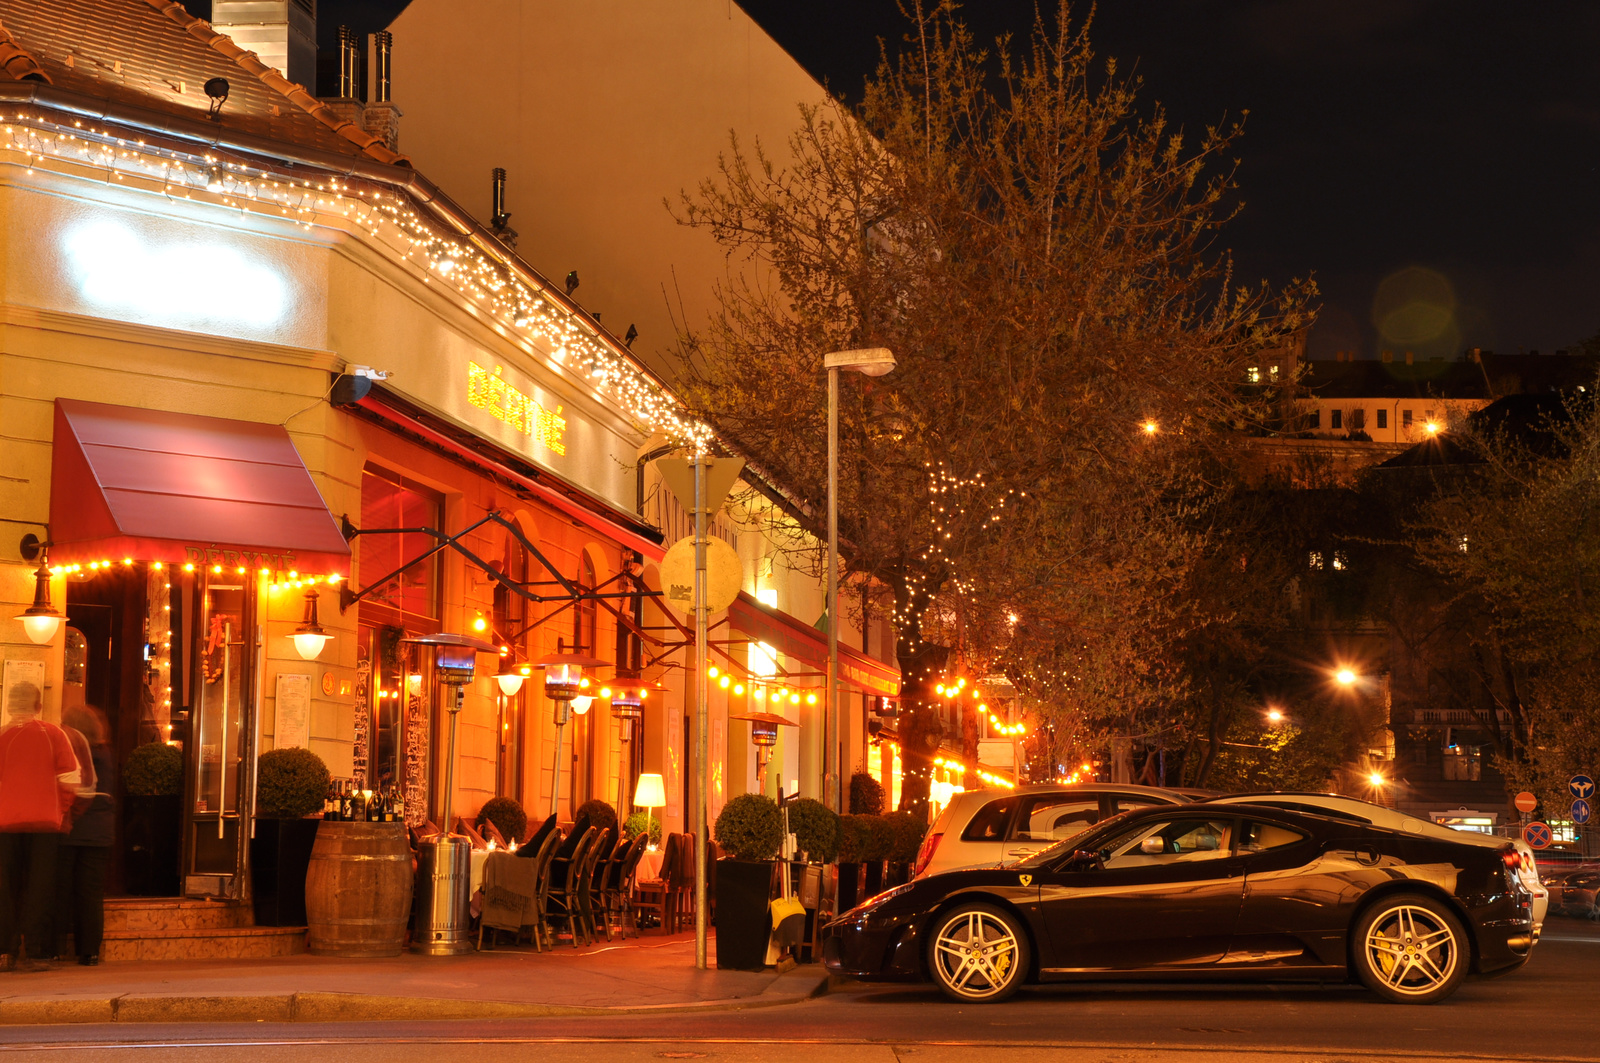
left=64, top=221, right=288, bottom=329
left=467, top=361, right=566, bottom=455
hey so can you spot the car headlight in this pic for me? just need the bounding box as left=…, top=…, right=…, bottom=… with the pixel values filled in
left=839, top=882, right=916, bottom=924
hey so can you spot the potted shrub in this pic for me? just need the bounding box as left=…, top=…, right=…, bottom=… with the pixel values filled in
left=713, top=792, right=782, bottom=971
left=250, top=747, right=330, bottom=926
left=884, top=811, right=929, bottom=887
left=122, top=742, right=183, bottom=896
left=476, top=796, right=528, bottom=847
left=860, top=813, right=895, bottom=897
left=849, top=771, right=885, bottom=814
left=624, top=810, right=662, bottom=846
left=835, top=813, right=874, bottom=913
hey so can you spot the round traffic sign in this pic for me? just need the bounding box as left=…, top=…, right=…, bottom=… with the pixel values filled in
left=659, top=535, right=743, bottom=616
left=1573, top=798, right=1593, bottom=825
left=1523, top=821, right=1553, bottom=849
left=1570, top=775, right=1596, bottom=801
left=1514, top=791, right=1538, bottom=814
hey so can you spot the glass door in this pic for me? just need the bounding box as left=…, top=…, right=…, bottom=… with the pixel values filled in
left=186, top=573, right=256, bottom=896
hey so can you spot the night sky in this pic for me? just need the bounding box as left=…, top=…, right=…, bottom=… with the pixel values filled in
left=333, top=1, right=1600, bottom=361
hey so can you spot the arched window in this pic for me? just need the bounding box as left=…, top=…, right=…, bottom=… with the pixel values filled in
left=575, top=552, right=598, bottom=655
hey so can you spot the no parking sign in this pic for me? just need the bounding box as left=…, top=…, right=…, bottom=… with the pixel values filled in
left=1523, top=821, right=1553, bottom=849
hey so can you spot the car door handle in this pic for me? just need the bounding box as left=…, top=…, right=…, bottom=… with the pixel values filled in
left=1007, top=846, right=1042, bottom=858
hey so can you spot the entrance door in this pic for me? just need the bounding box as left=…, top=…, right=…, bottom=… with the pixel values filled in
left=184, top=573, right=257, bottom=897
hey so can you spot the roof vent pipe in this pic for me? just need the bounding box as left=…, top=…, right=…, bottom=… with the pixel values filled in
left=374, top=30, right=392, bottom=103
left=337, top=25, right=357, bottom=98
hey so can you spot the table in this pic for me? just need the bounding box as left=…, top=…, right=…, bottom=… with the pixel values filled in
left=635, top=847, right=665, bottom=883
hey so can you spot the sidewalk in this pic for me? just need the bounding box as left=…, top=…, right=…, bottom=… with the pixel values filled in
left=0, top=932, right=829, bottom=1025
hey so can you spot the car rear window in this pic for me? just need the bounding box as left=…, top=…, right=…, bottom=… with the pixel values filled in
left=961, top=797, right=1018, bottom=842
left=1013, top=796, right=1100, bottom=842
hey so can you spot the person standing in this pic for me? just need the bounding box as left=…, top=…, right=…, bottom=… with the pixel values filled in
left=0, top=682, right=80, bottom=971
left=54, top=706, right=114, bottom=966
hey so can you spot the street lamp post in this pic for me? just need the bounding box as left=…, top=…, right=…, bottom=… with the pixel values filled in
left=823, top=347, right=895, bottom=813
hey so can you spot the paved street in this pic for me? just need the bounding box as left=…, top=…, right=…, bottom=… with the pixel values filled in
left=0, top=920, right=1592, bottom=1062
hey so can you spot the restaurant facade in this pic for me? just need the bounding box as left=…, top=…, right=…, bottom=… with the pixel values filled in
left=0, top=0, right=897, bottom=921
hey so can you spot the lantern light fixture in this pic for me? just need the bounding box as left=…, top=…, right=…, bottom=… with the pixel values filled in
left=13, top=553, right=63, bottom=645
left=290, top=587, right=333, bottom=660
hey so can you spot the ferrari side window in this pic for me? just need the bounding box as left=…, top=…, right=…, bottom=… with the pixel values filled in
left=961, top=797, right=1018, bottom=842
left=1103, top=818, right=1235, bottom=868
left=1239, top=821, right=1308, bottom=853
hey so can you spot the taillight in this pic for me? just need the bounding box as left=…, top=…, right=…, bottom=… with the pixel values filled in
left=1502, top=848, right=1520, bottom=870
left=913, top=831, right=944, bottom=877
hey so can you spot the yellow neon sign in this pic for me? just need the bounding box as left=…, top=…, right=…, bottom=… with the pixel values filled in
left=467, top=361, right=566, bottom=455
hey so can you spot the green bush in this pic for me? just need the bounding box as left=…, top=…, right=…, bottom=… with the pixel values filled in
left=476, top=796, right=528, bottom=843
left=575, top=798, right=618, bottom=836
left=849, top=772, right=885, bottom=815
left=255, top=747, right=331, bottom=819
left=862, top=814, right=896, bottom=862
left=624, top=810, right=662, bottom=845
left=124, top=742, right=183, bottom=796
left=836, top=814, right=871, bottom=862
left=714, top=792, right=782, bottom=861
left=885, top=811, right=929, bottom=864
left=785, top=797, right=840, bottom=863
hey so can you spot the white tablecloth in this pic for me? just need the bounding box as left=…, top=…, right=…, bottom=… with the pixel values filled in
left=635, top=848, right=665, bottom=883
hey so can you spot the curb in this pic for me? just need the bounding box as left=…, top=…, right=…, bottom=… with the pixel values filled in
left=0, top=966, right=830, bottom=1026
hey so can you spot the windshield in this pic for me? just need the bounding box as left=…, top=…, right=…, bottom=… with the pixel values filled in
left=1017, top=807, right=1139, bottom=868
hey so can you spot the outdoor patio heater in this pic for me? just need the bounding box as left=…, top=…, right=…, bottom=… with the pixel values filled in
left=403, top=631, right=497, bottom=956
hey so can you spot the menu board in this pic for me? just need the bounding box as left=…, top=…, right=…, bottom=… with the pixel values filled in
left=273, top=673, right=312, bottom=750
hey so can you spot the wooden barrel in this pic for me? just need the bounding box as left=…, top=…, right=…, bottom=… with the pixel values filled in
left=304, top=821, right=413, bottom=957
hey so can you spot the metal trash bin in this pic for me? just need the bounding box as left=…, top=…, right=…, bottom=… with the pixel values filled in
left=412, top=833, right=473, bottom=955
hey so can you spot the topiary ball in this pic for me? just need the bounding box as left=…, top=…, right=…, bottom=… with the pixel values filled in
left=124, top=742, right=184, bottom=796
left=477, top=796, right=528, bottom=843
left=849, top=772, right=885, bottom=815
left=786, top=797, right=840, bottom=863
left=861, top=814, right=896, bottom=862
left=575, top=798, right=618, bottom=834
left=255, top=747, right=331, bottom=819
left=624, top=810, right=662, bottom=845
left=837, top=814, right=873, bottom=863
left=714, top=792, right=782, bottom=861
left=885, top=810, right=929, bottom=864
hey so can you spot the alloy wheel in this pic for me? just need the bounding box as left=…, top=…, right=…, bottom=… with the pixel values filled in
left=930, top=906, right=1023, bottom=1001
left=1363, top=902, right=1461, bottom=998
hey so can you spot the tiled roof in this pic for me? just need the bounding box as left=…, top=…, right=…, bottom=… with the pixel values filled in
left=0, top=0, right=405, bottom=166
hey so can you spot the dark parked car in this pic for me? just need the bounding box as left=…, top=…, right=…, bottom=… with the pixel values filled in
left=825, top=802, right=1536, bottom=1005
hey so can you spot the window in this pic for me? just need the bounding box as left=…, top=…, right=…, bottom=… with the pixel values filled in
left=1308, top=550, right=1324, bottom=570
left=1239, top=821, right=1308, bottom=853
left=1332, top=550, right=1349, bottom=571
left=1307, top=409, right=1321, bottom=429
left=1101, top=817, right=1234, bottom=868
left=1443, top=747, right=1482, bottom=781
left=1403, top=409, right=1414, bottom=427
left=359, top=467, right=442, bottom=622
left=575, top=553, right=598, bottom=654
left=1269, top=365, right=1280, bottom=382
left=1349, top=408, right=1366, bottom=430
left=962, top=797, right=1018, bottom=841
left=1246, top=366, right=1261, bottom=384
left=1331, top=409, right=1343, bottom=430
left=1013, top=796, right=1100, bottom=843
left=1376, top=409, right=1388, bottom=429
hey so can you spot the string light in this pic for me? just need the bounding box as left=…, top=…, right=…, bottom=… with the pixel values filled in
left=0, top=108, right=710, bottom=449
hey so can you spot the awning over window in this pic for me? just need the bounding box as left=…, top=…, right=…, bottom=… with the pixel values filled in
left=728, top=591, right=900, bottom=697
left=47, top=399, right=351, bottom=578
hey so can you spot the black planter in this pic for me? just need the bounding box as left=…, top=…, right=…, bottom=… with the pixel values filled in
left=250, top=818, right=321, bottom=926
left=862, top=859, right=884, bottom=898
left=714, top=858, right=774, bottom=971
left=885, top=862, right=911, bottom=888
left=122, top=794, right=182, bottom=896
left=836, top=862, right=862, bottom=913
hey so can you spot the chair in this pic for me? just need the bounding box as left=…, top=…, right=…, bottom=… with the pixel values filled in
left=576, top=827, right=613, bottom=945
left=603, top=834, right=647, bottom=938
left=544, top=826, right=596, bottom=948
left=590, top=831, right=630, bottom=942
left=634, top=832, right=679, bottom=933
left=673, top=831, right=696, bottom=933
left=526, top=829, right=562, bottom=952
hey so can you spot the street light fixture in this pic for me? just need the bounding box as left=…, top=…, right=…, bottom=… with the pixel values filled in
left=13, top=554, right=63, bottom=645
left=1335, top=668, right=1358, bottom=687
left=823, top=347, right=895, bottom=813
left=537, top=643, right=607, bottom=818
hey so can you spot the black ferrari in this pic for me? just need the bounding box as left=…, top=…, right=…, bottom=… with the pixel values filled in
left=823, top=802, right=1536, bottom=1004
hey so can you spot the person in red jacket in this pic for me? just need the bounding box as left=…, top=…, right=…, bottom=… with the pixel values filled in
left=0, top=681, right=80, bottom=971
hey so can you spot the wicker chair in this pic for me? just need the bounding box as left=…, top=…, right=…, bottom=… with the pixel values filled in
left=603, top=834, right=647, bottom=938
left=544, top=826, right=596, bottom=948
left=526, top=829, right=562, bottom=952
left=576, top=826, right=613, bottom=945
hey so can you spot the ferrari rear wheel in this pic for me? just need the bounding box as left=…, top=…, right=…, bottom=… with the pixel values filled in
left=927, top=903, right=1029, bottom=1003
left=1353, top=893, right=1468, bottom=1004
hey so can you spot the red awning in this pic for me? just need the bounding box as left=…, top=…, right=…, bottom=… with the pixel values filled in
left=728, top=591, right=900, bottom=696
left=48, top=399, right=351, bottom=577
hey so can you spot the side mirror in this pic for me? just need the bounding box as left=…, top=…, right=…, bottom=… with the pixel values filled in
left=1140, top=836, right=1166, bottom=855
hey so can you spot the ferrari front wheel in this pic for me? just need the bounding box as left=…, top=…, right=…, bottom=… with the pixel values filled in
left=927, top=903, right=1029, bottom=1003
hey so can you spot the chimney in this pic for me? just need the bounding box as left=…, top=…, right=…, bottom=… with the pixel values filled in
left=361, top=31, right=402, bottom=152
left=211, top=1, right=317, bottom=88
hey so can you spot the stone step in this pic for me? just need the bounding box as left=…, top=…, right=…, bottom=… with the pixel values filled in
left=101, top=925, right=307, bottom=963
left=103, top=898, right=254, bottom=933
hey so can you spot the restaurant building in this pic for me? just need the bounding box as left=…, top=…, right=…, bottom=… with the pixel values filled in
left=0, top=0, right=897, bottom=952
